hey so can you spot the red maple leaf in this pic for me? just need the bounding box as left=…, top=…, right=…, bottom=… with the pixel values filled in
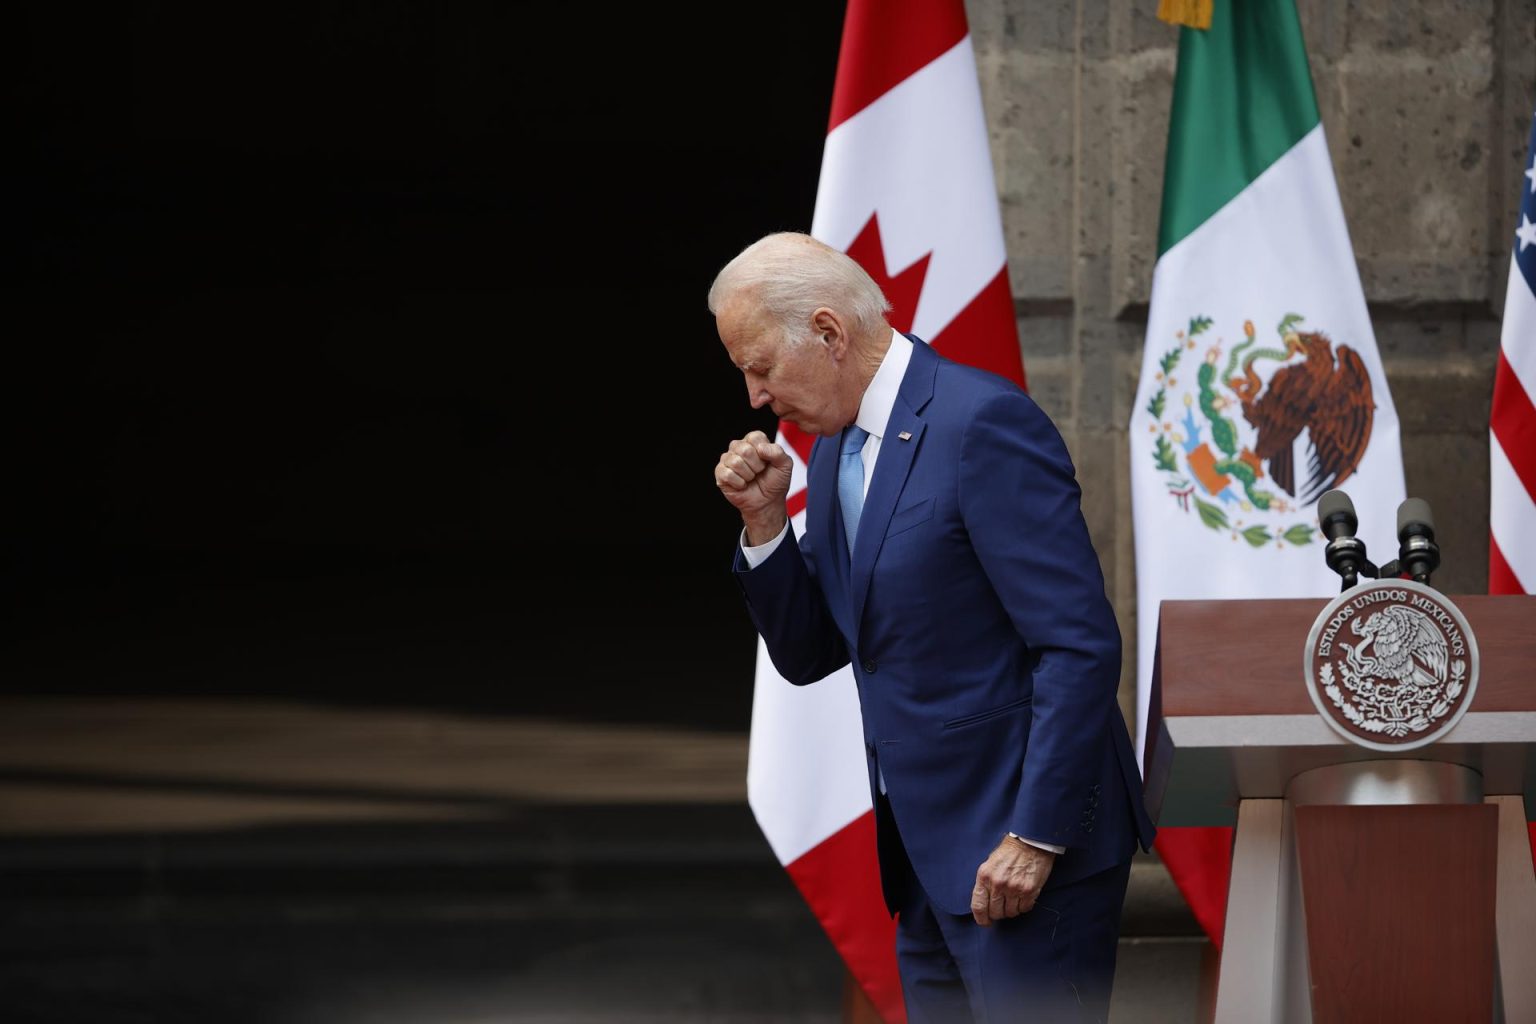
left=844, top=213, right=931, bottom=335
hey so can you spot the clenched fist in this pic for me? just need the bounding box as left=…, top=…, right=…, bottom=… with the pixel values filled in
left=715, top=430, right=794, bottom=545
left=971, top=835, right=1056, bottom=926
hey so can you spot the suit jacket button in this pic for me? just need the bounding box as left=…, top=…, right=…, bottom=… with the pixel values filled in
left=862, top=658, right=877, bottom=673
left=865, top=742, right=876, bottom=757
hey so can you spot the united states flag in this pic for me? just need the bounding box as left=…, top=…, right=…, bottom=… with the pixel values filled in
left=1491, top=107, right=1536, bottom=596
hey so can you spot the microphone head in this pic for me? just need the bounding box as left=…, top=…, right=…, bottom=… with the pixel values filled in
left=1318, top=489, right=1357, bottom=537
left=1397, top=497, right=1435, bottom=539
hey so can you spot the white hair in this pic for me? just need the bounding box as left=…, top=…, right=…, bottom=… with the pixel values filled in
left=707, top=231, right=891, bottom=345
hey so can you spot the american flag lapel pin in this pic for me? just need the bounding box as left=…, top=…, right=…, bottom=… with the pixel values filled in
left=898, top=431, right=912, bottom=441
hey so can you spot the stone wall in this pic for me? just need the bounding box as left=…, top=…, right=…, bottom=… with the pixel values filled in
left=966, top=0, right=1536, bottom=729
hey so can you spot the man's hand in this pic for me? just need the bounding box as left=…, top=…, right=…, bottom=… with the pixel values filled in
left=715, top=431, right=794, bottom=544
left=970, top=835, right=1056, bottom=926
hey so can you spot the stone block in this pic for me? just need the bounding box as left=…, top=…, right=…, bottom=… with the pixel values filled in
left=1324, top=17, right=1497, bottom=304
left=1372, top=307, right=1474, bottom=360
left=1108, top=48, right=1174, bottom=313
left=1384, top=357, right=1496, bottom=434
left=1110, top=413, right=1140, bottom=728
left=1333, top=1, right=1498, bottom=58
left=1078, top=319, right=1128, bottom=425
left=1022, top=354, right=1072, bottom=426
left=1125, top=1, right=1180, bottom=54
left=1018, top=307, right=1073, bottom=360
left=1295, top=0, right=1349, bottom=63
left=1493, top=0, right=1536, bottom=284
left=1400, top=432, right=1491, bottom=595
left=1073, top=429, right=1121, bottom=580
left=967, top=0, right=1075, bottom=56
left=993, top=53, right=1078, bottom=300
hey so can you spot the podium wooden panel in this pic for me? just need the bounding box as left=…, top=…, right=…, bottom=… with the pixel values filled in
left=1295, top=804, right=1497, bottom=1024
left=1144, top=594, right=1536, bottom=1024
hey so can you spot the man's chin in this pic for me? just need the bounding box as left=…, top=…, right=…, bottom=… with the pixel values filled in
left=778, top=414, right=839, bottom=439
left=778, top=414, right=811, bottom=434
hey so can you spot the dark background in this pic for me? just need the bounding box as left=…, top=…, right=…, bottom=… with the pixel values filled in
left=6, top=3, right=847, bottom=729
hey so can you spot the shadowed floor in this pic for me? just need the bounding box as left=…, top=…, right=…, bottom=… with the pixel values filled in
left=0, top=698, right=1206, bottom=1022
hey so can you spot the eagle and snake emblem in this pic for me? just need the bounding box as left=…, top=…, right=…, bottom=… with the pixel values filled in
left=1145, top=314, right=1376, bottom=547
left=1317, top=602, right=1467, bottom=740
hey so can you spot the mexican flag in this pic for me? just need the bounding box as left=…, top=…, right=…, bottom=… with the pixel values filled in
left=1129, top=0, right=1405, bottom=942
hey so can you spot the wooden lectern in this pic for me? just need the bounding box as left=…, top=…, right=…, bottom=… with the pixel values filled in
left=1143, top=595, right=1536, bottom=1024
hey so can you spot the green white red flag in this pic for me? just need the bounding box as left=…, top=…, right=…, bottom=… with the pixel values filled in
left=1130, top=0, right=1405, bottom=942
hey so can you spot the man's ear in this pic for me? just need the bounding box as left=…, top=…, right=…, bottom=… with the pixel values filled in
left=810, top=307, right=848, bottom=357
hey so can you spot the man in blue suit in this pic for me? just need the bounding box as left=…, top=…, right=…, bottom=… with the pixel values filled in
left=710, top=232, right=1155, bottom=1023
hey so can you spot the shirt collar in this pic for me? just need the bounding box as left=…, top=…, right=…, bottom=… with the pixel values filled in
left=854, top=329, right=912, bottom=441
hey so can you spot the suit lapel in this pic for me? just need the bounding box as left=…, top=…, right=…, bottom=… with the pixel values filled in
left=850, top=338, right=938, bottom=630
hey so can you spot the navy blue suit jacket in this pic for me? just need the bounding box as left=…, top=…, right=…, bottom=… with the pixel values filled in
left=735, top=337, right=1155, bottom=917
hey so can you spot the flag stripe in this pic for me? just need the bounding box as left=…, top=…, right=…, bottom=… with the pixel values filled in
left=929, top=267, right=1025, bottom=390
left=1490, top=433, right=1536, bottom=591
left=827, top=0, right=968, bottom=132
left=1158, top=0, right=1319, bottom=255
left=1493, top=111, right=1536, bottom=874
left=1489, top=534, right=1524, bottom=595
left=1500, top=249, right=1536, bottom=405
left=815, top=36, right=1010, bottom=345
left=1151, top=827, right=1234, bottom=949
left=1491, top=350, right=1536, bottom=502
left=783, top=812, right=905, bottom=1022
left=786, top=488, right=808, bottom=521
left=747, top=636, right=870, bottom=866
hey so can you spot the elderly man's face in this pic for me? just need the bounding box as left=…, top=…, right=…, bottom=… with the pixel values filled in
left=717, top=297, right=847, bottom=437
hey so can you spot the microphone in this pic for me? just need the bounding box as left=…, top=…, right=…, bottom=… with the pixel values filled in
left=1394, top=497, right=1440, bottom=585
left=1318, top=489, right=1378, bottom=591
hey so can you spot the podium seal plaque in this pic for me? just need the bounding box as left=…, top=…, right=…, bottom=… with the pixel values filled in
left=1303, top=579, right=1480, bottom=751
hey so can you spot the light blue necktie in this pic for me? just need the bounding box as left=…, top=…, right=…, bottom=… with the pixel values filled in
left=838, top=424, right=870, bottom=555
left=841, top=423, right=879, bottom=791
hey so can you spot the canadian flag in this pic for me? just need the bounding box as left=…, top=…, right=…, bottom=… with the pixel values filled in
left=744, top=1, right=1023, bottom=1019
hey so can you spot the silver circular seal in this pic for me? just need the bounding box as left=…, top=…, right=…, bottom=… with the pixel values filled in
left=1303, top=579, right=1480, bottom=752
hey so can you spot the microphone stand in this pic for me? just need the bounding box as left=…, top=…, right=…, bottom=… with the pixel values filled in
left=1325, top=540, right=1380, bottom=592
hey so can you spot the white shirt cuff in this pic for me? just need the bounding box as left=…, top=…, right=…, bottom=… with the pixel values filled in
left=740, top=521, right=789, bottom=569
left=1009, top=833, right=1066, bottom=855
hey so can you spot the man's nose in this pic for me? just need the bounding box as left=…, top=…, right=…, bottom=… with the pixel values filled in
left=745, top=377, right=770, bottom=409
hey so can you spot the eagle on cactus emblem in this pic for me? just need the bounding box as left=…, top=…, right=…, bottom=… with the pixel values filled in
left=1144, top=314, right=1376, bottom=549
